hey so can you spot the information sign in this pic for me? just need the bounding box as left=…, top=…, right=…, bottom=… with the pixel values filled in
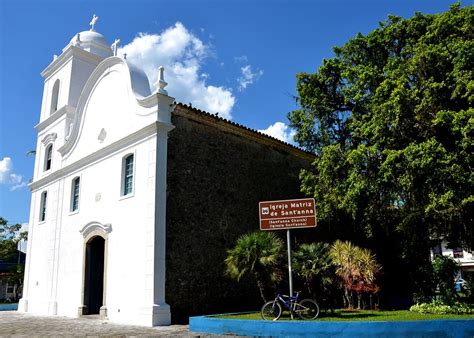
left=259, top=198, right=317, bottom=231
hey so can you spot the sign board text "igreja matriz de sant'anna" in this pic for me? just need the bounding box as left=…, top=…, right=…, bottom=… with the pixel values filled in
left=259, top=198, right=317, bottom=230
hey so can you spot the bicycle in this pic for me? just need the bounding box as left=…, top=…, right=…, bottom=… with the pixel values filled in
left=261, top=292, right=319, bottom=320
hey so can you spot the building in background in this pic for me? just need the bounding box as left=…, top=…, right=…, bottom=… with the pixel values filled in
left=431, top=241, right=474, bottom=283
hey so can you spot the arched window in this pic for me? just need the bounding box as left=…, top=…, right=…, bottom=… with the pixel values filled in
left=121, top=154, right=134, bottom=196
left=50, top=79, right=60, bottom=114
left=71, top=177, right=80, bottom=212
left=39, top=191, right=47, bottom=222
left=44, top=144, right=53, bottom=171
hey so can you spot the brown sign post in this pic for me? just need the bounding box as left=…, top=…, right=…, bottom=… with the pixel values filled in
left=259, top=198, right=317, bottom=313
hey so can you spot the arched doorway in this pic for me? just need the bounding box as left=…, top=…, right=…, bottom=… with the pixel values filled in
left=79, top=221, right=111, bottom=318
left=83, top=236, right=105, bottom=314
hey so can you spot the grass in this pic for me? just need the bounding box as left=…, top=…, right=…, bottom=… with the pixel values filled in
left=219, top=309, right=474, bottom=321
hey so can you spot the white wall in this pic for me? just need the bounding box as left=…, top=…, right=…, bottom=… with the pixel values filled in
left=52, top=136, right=157, bottom=321
left=63, top=61, right=157, bottom=166
left=40, top=62, right=73, bottom=121
left=68, top=57, right=100, bottom=108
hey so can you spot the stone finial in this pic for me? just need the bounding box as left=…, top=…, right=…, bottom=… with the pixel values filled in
left=89, top=14, right=99, bottom=31
left=74, top=33, right=81, bottom=46
left=111, top=38, right=120, bottom=56
left=154, top=66, right=168, bottom=95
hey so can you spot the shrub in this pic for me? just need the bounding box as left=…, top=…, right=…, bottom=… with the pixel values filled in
left=410, top=300, right=474, bottom=314
left=432, top=256, right=459, bottom=304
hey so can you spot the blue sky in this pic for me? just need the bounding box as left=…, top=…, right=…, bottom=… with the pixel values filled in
left=0, top=0, right=469, bottom=225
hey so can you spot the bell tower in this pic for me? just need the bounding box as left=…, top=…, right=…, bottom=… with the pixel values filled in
left=32, top=15, right=113, bottom=180
left=19, top=16, right=114, bottom=315
left=39, top=15, right=113, bottom=123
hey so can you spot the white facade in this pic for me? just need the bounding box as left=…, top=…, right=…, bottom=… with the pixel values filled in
left=19, top=23, right=175, bottom=326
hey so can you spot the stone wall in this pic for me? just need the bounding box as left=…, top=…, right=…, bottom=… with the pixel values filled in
left=165, top=105, right=312, bottom=323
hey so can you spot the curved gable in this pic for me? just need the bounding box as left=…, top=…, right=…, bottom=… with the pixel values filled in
left=58, top=57, right=162, bottom=163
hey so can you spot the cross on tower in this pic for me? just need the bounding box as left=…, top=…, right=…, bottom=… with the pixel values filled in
left=89, top=14, right=99, bottom=31
left=111, top=38, right=120, bottom=56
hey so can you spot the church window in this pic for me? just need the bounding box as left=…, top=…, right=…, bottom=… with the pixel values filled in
left=71, top=177, right=80, bottom=212
left=122, top=154, right=134, bottom=196
left=39, top=191, right=47, bottom=222
left=50, top=79, right=60, bottom=114
left=44, top=144, right=53, bottom=171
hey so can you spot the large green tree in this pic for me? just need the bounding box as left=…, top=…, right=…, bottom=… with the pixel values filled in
left=289, top=4, right=473, bottom=302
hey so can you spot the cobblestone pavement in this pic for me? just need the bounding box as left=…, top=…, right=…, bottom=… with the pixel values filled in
left=0, top=311, right=231, bottom=337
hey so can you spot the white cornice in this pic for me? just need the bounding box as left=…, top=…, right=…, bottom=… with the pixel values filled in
left=41, top=46, right=104, bottom=80
left=35, top=105, right=75, bottom=132
left=137, top=92, right=173, bottom=109
left=62, top=40, right=112, bottom=56
left=29, top=121, right=174, bottom=192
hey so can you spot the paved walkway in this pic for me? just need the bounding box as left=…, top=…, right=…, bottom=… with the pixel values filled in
left=0, top=311, right=227, bottom=337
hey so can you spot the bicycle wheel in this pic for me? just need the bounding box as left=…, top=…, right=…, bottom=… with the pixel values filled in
left=295, top=299, right=319, bottom=320
left=261, top=300, right=282, bottom=320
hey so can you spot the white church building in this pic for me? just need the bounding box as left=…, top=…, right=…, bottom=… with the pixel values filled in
left=19, top=17, right=312, bottom=326
left=19, top=17, right=175, bottom=326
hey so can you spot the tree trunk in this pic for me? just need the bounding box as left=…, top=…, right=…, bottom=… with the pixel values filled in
left=344, top=288, right=352, bottom=309
left=255, top=273, right=267, bottom=303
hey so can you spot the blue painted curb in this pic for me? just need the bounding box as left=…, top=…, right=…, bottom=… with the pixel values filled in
left=0, top=303, right=18, bottom=311
left=189, top=315, right=474, bottom=338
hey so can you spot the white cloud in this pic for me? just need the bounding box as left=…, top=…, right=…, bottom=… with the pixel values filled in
left=10, top=181, right=28, bottom=191
left=258, top=122, right=296, bottom=144
left=0, top=157, right=27, bottom=191
left=234, top=55, right=248, bottom=62
left=238, top=65, right=263, bottom=91
left=0, top=157, right=13, bottom=183
left=119, top=22, right=235, bottom=119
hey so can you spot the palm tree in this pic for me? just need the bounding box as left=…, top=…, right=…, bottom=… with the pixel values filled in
left=354, top=247, right=381, bottom=309
left=225, top=231, right=284, bottom=302
left=330, top=240, right=381, bottom=309
left=293, top=242, right=333, bottom=298
left=329, top=240, right=360, bottom=309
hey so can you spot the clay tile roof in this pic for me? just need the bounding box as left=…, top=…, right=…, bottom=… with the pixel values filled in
left=174, top=102, right=315, bottom=159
